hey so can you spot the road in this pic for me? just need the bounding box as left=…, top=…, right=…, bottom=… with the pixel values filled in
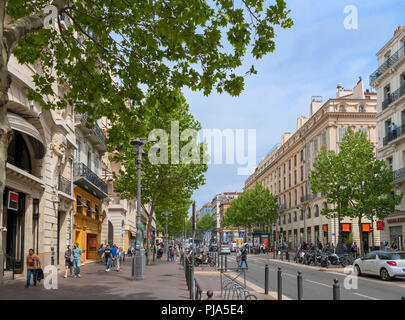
left=222, top=253, right=405, bottom=300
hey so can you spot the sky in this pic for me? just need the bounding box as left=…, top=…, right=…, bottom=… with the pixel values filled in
left=184, top=0, right=405, bottom=213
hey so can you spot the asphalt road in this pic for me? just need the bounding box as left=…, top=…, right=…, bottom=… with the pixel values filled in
left=223, top=254, right=405, bottom=300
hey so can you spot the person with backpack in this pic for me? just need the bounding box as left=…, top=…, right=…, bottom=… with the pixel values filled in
left=64, top=245, right=73, bottom=278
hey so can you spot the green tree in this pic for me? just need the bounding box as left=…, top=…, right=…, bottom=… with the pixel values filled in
left=196, top=213, right=216, bottom=236
left=112, top=92, right=207, bottom=264
left=310, top=128, right=402, bottom=255
left=222, top=183, right=279, bottom=241
left=0, top=0, right=293, bottom=280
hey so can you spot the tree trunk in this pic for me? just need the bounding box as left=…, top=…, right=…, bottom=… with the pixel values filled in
left=358, top=215, right=364, bottom=257
left=145, top=211, right=154, bottom=265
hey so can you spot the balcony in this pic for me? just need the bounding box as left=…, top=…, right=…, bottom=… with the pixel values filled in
left=300, top=194, right=317, bottom=203
left=382, top=86, right=405, bottom=111
left=75, top=113, right=106, bottom=152
left=394, top=167, right=405, bottom=181
left=383, top=124, right=405, bottom=146
left=58, top=174, right=72, bottom=195
left=73, top=162, right=108, bottom=199
left=370, top=44, right=405, bottom=84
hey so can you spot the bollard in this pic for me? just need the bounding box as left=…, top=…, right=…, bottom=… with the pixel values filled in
left=265, top=264, right=269, bottom=295
left=207, top=290, right=214, bottom=300
left=297, top=271, right=303, bottom=300
left=281, top=250, right=283, bottom=261
left=333, top=279, right=340, bottom=300
left=277, top=267, right=282, bottom=300
left=225, top=255, right=228, bottom=272
left=221, top=254, right=223, bottom=271
left=286, top=251, right=289, bottom=262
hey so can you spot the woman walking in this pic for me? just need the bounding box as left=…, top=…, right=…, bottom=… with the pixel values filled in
left=64, top=245, right=73, bottom=278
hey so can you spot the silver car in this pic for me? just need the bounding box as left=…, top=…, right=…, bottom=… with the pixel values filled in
left=354, top=251, right=405, bottom=281
left=220, top=244, right=231, bottom=255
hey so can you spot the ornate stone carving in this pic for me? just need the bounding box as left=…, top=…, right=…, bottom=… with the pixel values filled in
left=50, top=131, right=67, bottom=165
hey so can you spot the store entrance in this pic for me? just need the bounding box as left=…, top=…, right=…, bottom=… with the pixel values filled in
left=3, top=189, right=25, bottom=273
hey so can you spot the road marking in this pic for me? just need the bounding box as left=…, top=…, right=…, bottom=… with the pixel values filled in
left=353, top=293, right=379, bottom=300
left=305, top=279, right=332, bottom=288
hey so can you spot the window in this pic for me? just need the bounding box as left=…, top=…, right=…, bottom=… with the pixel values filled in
left=294, top=155, right=297, bottom=167
left=339, top=127, right=347, bottom=142
left=283, top=215, right=286, bottom=224
left=95, top=205, right=99, bottom=220
left=294, top=212, right=297, bottom=222
left=283, top=177, right=286, bottom=191
left=289, top=159, right=291, bottom=171
left=359, top=105, right=365, bottom=112
left=94, top=155, right=99, bottom=175
left=288, top=174, right=291, bottom=188
left=76, top=196, right=83, bottom=214
left=87, top=146, right=92, bottom=170
left=7, top=131, right=32, bottom=173
left=363, top=252, right=376, bottom=260
left=278, top=180, right=281, bottom=193
left=314, top=138, right=318, bottom=153
left=387, top=157, right=393, bottom=171
left=315, top=205, right=319, bottom=217
left=289, top=192, right=291, bottom=208
left=294, top=170, right=297, bottom=185
left=86, top=200, right=91, bottom=216
left=300, top=210, right=304, bottom=221
left=384, top=84, right=391, bottom=100
left=305, top=143, right=310, bottom=159
left=307, top=208, right=311, bottom=218
left=77, top=141, right=81, bottom=163
left=284, top=164, right=286, bottom=174
left=288, top=213, right=291, bottom=223
left=294, top=189, right=297, bottom=207
left=300, top=166, right=304, bottom=181
left=322, top=131, right=326, bottom=146
left=300, top=150, right=304, bottom=162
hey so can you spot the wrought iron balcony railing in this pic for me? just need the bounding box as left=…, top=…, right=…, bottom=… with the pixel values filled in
left=300, top=194, right=317, bottom=203
left=383, top=124, right=405, bottom=146
left=58, top=174, right=72, bottom=195
left=370, top=44, right=405, bottom=83
left=394, top=167, right=405, bottom=181
left=382, top=86, right=405, bottom=111
left=80, top=113, right=106, bottom=146
left=74, top=162, right=108, bottom=194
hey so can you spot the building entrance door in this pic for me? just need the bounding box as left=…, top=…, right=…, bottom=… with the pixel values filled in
left=4, top=189, right=25, bottom=273
left=87, top=234, right=98, bottom=259
left=390, top=226, right=403, bottom=250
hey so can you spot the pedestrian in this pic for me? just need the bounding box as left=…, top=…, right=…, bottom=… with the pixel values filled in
left=236, top=247, right=242, bottom=267
left=239, top=245, right=248, bottom=269
left=343, top=243, right=347, bottom=253
left=351, top=242, right=358, bottom=259
left=391, top=241, right=398, bottom=251
left=72, top=242, right=83, bottom=278
left=25, top=249, right=40, bottom=288
left=64, top=245, right=73, bottom=278
left=111, top=244, right=118, bottom=269
left=116, top=247, right=124, bottom=272
left=98, top=244, right=104, bottom=264
left=103, top=244, right=112, bottom=272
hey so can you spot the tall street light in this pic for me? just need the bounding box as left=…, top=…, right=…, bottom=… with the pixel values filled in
left=162, top=211, right=171, bottom=261
left=130, top=137, right=160, bottom=281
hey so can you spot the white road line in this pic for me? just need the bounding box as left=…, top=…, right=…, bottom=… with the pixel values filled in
left=305, top=279, right=332, bottom=288
left=353, top=293, right=379, bottom=300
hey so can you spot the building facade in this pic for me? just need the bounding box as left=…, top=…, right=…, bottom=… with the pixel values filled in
left=371, top=25, right=405, bottom=251
left=245, top=78, right=379, bottom=250
left=1, top=53, right=76, bottom=281
left=72, top=115, right=109, bottom=262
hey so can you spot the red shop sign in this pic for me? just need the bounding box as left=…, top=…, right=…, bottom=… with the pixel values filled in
left=376, top=221, right=384, bottom=231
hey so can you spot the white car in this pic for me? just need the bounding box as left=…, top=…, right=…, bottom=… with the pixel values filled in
left=354, top=251, right=405, bottom=281
left=220, top=244, right=231, bottom=255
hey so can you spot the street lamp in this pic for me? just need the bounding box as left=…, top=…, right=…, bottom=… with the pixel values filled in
left=162, top=211, right=171, bottom=261
left=130, top=137, right=160, bottom=281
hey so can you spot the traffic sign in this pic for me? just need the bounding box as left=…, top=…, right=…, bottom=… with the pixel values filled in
left=370, top=227, right=374, bottom=232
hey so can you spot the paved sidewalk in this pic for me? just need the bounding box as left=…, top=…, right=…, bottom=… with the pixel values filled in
left=0, top=259, right=189, bottom=300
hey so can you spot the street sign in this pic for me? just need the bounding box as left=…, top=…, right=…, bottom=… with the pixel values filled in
left=272, top=226, right=277, bottom=231
left=8, top=191, right=18, bottom=211
left=377, top=221, right=384, bottom=231
left=370, top=227, right=374, bottom=232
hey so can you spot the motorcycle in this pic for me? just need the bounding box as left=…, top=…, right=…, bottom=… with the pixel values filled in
left=157, top=248, right=163, bottom=259
left=327, top=252, right=346, bottom=267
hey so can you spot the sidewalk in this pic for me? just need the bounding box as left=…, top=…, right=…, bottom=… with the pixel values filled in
left=0, top=258, right=190, bottom=300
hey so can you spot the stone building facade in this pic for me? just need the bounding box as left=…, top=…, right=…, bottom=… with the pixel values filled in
left=371, top=25, right=405, bottom=251
left=244, top=78, right=379, bottom=250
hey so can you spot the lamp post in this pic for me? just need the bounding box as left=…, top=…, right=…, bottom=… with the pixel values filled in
left=162, top=211, right=171, bottom=261
left=130, top=137, right=160, bottom=280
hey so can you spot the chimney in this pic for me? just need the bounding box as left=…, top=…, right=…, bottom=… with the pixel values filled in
left=296, top=116, right=308, bottom=130
left=310, top=96, right=323, bottom=116
left=394, top=25, right=402, bottom=36
left=281, top=132, right=292, bottom=145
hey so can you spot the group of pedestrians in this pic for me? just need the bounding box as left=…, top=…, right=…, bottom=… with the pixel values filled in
left=236, top=245, right=248, bottom=269
left=64, top=242, right=84, bottom=278
left=97, top=244, right=125, bottom=272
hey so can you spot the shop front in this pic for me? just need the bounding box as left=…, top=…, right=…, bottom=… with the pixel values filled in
left=73, top=186, right=103, bottom=262
left=389, top=225, right=403, bottom=250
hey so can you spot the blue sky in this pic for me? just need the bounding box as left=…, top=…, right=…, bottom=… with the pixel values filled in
left=184, top=0, right=405, bottom=212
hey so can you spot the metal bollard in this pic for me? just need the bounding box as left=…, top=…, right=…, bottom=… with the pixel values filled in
left=221, top=255, right=223, bottom=271
left=297, top=272, right=303, bottom=300
left=277, top=267, right=282, bottom=300
left=225, top=255, right=227, bottom=272
left=333, top=279, right=340, bottom=300
left=281, top=250, right=283, bottom=261
left=207, top=290, right=214, bottom=300
left=286, top=251, right=289, bottom=262
left=265, top=264, right=269, bottom=295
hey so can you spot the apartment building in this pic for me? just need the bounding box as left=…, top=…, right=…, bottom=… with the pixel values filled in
left=211, top=192, right=241, bottom=240
left=245, top=78, right=378, bottom=250
left=371, top=25, right=405, bottom=250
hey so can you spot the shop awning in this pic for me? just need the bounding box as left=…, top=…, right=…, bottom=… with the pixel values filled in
left=7, top=112, right=45, bottom=159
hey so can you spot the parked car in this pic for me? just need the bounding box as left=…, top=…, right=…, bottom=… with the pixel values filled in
left=354, top=251, right=405, bottom=281
left=220, top=244, right=231, bottom=255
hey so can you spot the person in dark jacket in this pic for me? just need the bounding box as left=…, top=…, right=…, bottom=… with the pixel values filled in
left=239, top=245, right=248, bottom=269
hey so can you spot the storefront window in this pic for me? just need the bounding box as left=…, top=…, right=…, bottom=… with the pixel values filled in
left=7, top=131, right=32, bottom=173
